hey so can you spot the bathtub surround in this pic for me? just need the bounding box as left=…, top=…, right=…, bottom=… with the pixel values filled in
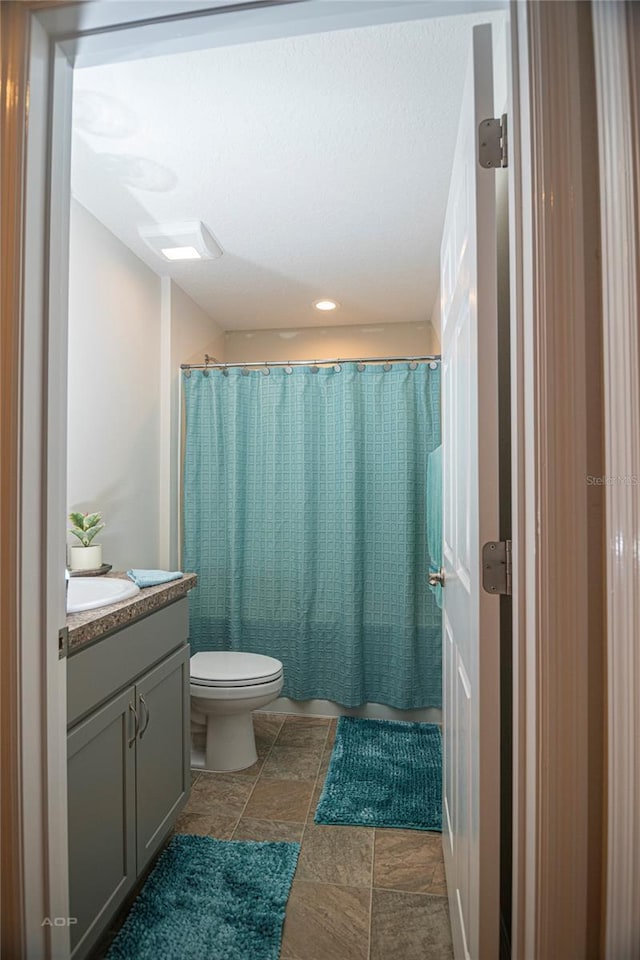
left=258, top=697, right=440, bottom=723
left=183, top=362, right=442, bottom=710
left=105, top=834, right=299, bottom=960
left=315, top=717, right=442, bottom=831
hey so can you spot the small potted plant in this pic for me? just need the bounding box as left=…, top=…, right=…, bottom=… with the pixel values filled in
left=68, top=511, right=105, bottom=572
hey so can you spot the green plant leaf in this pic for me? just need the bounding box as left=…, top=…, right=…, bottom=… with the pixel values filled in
left=69, top=511, right=86, bottom=529
left=69, top=529, right=88, bottom=544
left=83, top=512, right=103, bottom=530
left=83, top=524, right=104, bottom=545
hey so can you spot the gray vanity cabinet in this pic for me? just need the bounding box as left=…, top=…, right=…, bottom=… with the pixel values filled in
left=67, top=598, right=191, bottom=960
left=67, top=687, right=137, bottom=958
left=136, top=645, right=191, bottom=872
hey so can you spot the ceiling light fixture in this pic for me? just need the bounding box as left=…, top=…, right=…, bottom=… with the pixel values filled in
left=313, top=299, right=339, bottom=311
left=140, top=220, right=223, bottom=262
left=161, top=245, right=201, bottom=261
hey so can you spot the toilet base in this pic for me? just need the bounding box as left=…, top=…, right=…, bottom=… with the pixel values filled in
left=192, top=711, right=258, bottom=773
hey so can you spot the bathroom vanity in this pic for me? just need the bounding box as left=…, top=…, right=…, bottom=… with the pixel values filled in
left=65, top=575, right=196, bottom=960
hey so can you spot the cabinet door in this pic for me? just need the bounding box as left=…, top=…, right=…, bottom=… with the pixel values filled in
left=68, top=687, right=137, bottom=960
left=135, top=644, right=190, bottom=872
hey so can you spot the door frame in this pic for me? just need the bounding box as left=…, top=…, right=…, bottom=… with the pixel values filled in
left=592, top=3, right=640, bottom=957
left=509, top=2, right=606, bottom=957
left=0, top=0, right=613, bottom=956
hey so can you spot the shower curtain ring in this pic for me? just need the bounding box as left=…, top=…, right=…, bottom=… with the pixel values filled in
left=262, top=364, right=270, bottom=376
left=184, top=368, right=192, bottom=379
left=222, top=365, right=229, bottom=377
left=241, top=365, right=250, bottom=376
left=409, top=361, right=418, bottom=371
left=383, top=362, right=392, bottom=372
left=311, top=363, right=319, bottom=374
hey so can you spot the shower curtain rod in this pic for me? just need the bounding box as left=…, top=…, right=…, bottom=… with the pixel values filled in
left=181, top=354, right=441, bottom=371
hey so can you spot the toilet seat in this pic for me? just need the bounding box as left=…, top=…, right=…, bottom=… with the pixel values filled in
left=190, top=651, right=283, bottom=688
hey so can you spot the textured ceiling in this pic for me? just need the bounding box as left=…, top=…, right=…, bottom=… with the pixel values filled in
left=71, top=11, right=503, bottom=330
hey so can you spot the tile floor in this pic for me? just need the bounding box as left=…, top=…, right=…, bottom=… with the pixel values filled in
left=175, top=713, right=454, bottom=960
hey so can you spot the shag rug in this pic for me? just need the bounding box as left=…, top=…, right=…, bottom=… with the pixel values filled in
left=315, top=716, right=442, bottom=831
left=106, top=834, right=299, bottom=960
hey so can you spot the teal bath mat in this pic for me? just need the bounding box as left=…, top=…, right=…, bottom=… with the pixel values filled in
left=106, top=834, right=299, bottom=960
left=315, top=716, right=442, bottom=831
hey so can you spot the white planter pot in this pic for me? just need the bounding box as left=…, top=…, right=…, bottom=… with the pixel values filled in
left=68, top=544, right=102, bottom=572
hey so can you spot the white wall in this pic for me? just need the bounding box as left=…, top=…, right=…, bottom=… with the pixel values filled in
left=224, top=319, right=438, bottom=363
left=163, top=281, right=225, bottom=568
left=429, top=292, right=442, bottom=348
left=67, top=200, right=162, bottom=570
left=68, top=202, right=223, bottom=572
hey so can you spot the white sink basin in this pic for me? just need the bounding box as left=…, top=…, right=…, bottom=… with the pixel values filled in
left=67, top=577, right=140, bottom=613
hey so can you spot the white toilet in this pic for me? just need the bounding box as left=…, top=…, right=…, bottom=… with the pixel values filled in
left=190, top=651, right=284, bottom=772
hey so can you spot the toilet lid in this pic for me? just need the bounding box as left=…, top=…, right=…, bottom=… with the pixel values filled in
left=190, top=651, right=283, bottom=687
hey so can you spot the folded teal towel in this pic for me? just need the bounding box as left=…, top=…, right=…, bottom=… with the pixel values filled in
left=126, top=569, right=183, bottom=588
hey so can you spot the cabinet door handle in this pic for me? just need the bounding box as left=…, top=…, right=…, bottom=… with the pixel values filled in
left=139, top=695, right=150, bottom=738
left=128, top=702, right=139, bottom=748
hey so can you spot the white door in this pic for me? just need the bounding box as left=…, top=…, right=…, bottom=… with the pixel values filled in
left=441, top=23, right=501, bottom=960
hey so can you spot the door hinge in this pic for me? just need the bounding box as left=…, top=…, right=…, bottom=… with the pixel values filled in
left=478, top=114, right=508, bottom=169
left=58, top=625, right=69, bottom=659
left=482, top=540, right=512, bottom=596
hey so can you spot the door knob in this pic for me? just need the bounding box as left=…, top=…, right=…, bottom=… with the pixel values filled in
left=428, top=568, right=445, bottom=587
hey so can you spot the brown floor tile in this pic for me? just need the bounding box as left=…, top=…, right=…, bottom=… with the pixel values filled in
left=228, top=758, right=265, bottom=779
left=296, top=822, right=373, bottom=887
left=233, top=817, right=304, bottom=842
left=261, top=744, right=324, bottom=781
left=280, top=880, right=370, bottom=960
left=254, top=712, right=285, bottom=739
left=326, top=718, right=338, bottom=747
left=370, top=889, right=453, bottom=960
left=256, top=737, right=276, bottom=759
left=254, top=713, right=285, bottom=757
left=276, top=716, right=330, bottom=747
left=186, top=772, right=254, bottom=817
left=317, top=744, right=332, bottom=780
left=243, top=778, right=315, bottom=822
left=173, top=810, right=238, bottom=840
left=308, top=778, right=325, bottom=819
left=427, top=858, right=448, bottom=896
left=373, top=829, right=444, bottom=894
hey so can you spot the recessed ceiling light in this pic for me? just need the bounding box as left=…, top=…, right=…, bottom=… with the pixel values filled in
left=313, top=299, right=339, bottom=311
left=161, top=245, right=202, bottom=261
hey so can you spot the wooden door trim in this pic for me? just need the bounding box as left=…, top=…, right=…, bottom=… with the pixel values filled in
left=510, top=2, right=605, bottom=956
left=0, top=3, right=30, bottom=956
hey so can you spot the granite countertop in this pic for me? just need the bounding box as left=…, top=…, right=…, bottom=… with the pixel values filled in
left=66, top=571, right=197, bottom=654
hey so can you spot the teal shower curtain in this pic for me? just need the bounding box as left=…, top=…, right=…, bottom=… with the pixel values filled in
left=183, top=362, right=442, bottom=709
